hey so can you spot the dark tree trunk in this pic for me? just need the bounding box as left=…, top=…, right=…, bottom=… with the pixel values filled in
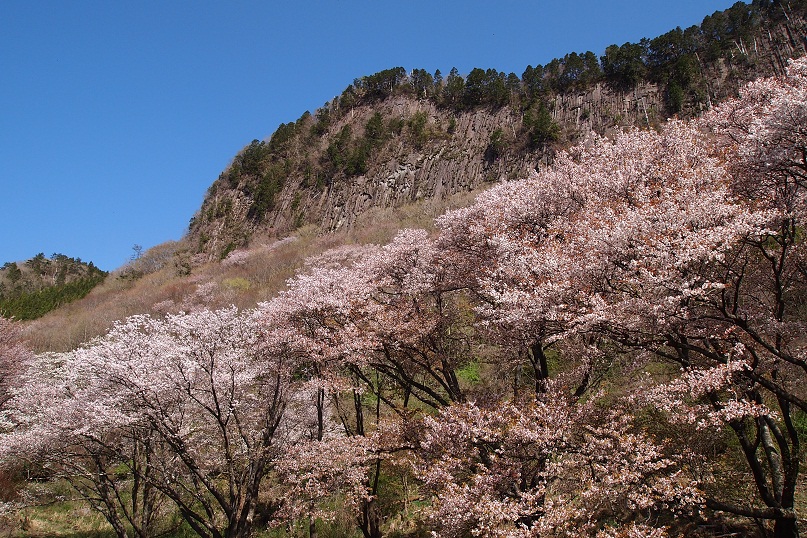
left=358, top=498, right=382, bottom=538
left=528, top=341, right=549, bottom=395
left=774, top=517, right=799, bottom=538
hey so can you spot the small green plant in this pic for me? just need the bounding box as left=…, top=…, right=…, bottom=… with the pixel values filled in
left=456, top=361, right=481, bottom=384
left=387, top=117, right=405, bottom=136
left=484, top=129, right=506, bottom=163
left=407, top=111, right=429, bottom=149
left=668, top=82, right=685, bottom=113
left=222, top=277, right=251, bottom=291
left=524, top=101, right=560, bottom=148
left=290, top=192, right=302, bottom=211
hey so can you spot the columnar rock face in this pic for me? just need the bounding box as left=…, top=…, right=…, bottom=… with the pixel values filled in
left=313, top=102, right=535, bottom=233
left=187, top=12, right=807, bottom=262
left=189, top=101, right=544, bottom=260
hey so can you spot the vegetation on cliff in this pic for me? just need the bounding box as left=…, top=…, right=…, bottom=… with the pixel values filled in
left=4, top=3, right=807, bottom=537
left=189, top=0, right=807, bottom=261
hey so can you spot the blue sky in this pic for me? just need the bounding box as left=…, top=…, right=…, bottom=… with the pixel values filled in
left=1, top=0, right=738, bottom=271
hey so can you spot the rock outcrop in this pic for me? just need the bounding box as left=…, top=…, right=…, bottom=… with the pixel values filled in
left=187, top=5, right=807, bottom=261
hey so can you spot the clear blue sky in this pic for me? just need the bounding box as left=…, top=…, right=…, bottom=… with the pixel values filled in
left=1, top=0, right=738, bottom=271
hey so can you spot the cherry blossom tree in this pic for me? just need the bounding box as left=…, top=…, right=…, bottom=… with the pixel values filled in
left=0, top=317, right=29, bottom=414
left=267, top=231, right=494, bottom=538
left=7, top=55, right=807, bottom=538
left=275, top=435, right=373, bottom=531
left=414, top=386, right=701, bottom=538
left=433, top=57, right=807, bottom=537
left=262, top=244, right=401, bottom=538
left=580, top=60, right=807, bottom=538
left=275, top=231, right=478, bottom=411
left=2, top=307, right=301, bottom=538
left=0, top=349, right=168, bottom=538
left=645, top=58, right=807, bottom=538
left=0, top=317, right=29, bottom=526
left=358, top=228, right=478, bottom=409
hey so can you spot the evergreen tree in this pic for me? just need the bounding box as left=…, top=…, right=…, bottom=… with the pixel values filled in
left=443, top=67, right=465, bottom=108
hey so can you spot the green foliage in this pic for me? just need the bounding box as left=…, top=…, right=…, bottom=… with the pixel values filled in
left=240, top=140, right=271, bottom=177
left=339, top=84, right=359, bottom=112
left=247, top=162, right=287, bottom=220
left=311, top=105, right=332, bottom=137
left=407, top=111, right=429, bottom=149
left=0, top=272, right=106, bottom=320
left=442, top=67, right=465, bottom=108
left=700, top=2, right=760, bottom=61
left=1, top=253, right=106, bottom=315
left=267, top=122, right=298, bottom=154
left=221, top=125, right=315, bottom=222
left=667, top=82, right=686, bottom=113
left=364, top=112, right=387, bottom=146
left=505, top=71, right=521, bottom=104
left=462, top=67, right=510, bottom=109
left=463, top=67, right=487, bottom=108
left=299, top=3, right=789, bottom=139
left=432, top=68, right=443, bottom=99
left=225, top=139, right=272, bottom=188
left=359, top=67, right=407, bottom=101
left=456, top=361, right=481, bottom=385
left=220, top=242, right=237, bottom=259
left=542, top=58, right=563, bottom=93
left=790, top=409, right=807, bottom=446
left=410, top=68, right=435, bottom=99
left=290, top=192, right=302, bottom=211
left=484, top=129, right=506, bottom=163
left=521, top=64, right=546, bottom=100
left=523, top=101, right=560, bottom=148
left=556, top=51, right=602, bottom=92
left=387, top=117, right=405, bottom=136
left=293, top=210, right=306, bottom=229
left=2, top=263, right=21, bottom=284
left=601, top=42, right=648, bottom=88
left=325, top=125, right=354, bottom=174
left=322, top=117, right=391, bottom=180
left=347, top=142, right=370, bottom=176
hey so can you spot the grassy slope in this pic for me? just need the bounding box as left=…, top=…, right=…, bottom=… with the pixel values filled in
left=20, top=189, right=480, bottom=354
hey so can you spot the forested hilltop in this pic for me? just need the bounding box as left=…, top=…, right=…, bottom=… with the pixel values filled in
left=189, top=0, right=807, bottom=261
left=0, top=254, right=106, bottom=320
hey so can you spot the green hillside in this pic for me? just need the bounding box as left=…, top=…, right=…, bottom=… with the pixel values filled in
left=0, top=253, right=107, bottom=320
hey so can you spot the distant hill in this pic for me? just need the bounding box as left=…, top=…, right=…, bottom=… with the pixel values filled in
left=0, top=253, right=107, bottom=320
left=187, top=0, right=807, bottom=261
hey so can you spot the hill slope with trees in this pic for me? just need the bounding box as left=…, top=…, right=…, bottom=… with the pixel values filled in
left=187, top=0, right=807, bottom=261
left=0, top=253, right=107, bottom=320
left=5, top=2, right=807, bottom=537
left=4, top=55, right=807, bottom=538
left=24, top=0, right=807, bottom=353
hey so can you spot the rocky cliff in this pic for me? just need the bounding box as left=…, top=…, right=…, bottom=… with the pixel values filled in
left=187, top=2, right=807, bottom=262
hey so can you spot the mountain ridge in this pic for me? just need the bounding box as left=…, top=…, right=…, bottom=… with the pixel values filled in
left=186, top=0, right=807, bottom=261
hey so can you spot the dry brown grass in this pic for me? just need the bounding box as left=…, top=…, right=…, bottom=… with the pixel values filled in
left=20, top=188, right=486, bottom=353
